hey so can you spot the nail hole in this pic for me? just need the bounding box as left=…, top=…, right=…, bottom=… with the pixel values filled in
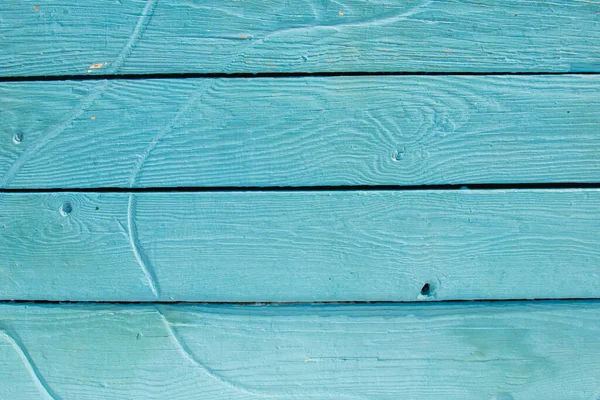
left=420, top=283, right=431, bottom=296
left=12, top=133, right=23, bottom=144
left=60, top=202, right=73, bottom=216
left=392, top=148, right=405, bottom=161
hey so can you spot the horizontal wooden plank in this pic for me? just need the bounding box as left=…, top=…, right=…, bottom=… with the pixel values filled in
left=1, top=189, right=598, bottom=301
left=1, top=0, right=599, bottom=76
left=2, top=75, right=600, bottom=188
left=1, top=302, right=600, bottom=399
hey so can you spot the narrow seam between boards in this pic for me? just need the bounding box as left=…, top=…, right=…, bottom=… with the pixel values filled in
left=1, top=298, right=600, bottom=306
left=1, top=182, right=600, bottom=193
left=0, top=70, right=598, bottom=82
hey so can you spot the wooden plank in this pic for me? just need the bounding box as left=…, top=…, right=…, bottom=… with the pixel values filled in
left=1, top=189, right=598, bottom=301
left=1, top=301, right=600, bottom=399
left=2, top=75, right=599, bottom=188
left=1, top=0, right=599, bottom=76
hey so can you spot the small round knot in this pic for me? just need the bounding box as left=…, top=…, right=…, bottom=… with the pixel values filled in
left=12, top=133, right=23, bottom=144
left=392, top=148, right=405, bottom=161
left=60, top=202, right=73, bottom=216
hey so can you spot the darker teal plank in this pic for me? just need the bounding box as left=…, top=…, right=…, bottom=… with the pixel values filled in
left=1, top=302, right=600, bottom=399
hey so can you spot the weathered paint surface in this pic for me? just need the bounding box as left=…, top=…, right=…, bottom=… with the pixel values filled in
left=1, top=302, right=600, bottom=399
left=2, top=75, right=599, bottom=188
left=1, top=190, right=598, bottom=301
left=1, top=0, right=599, bottom=76
left=2, top=1, right=599, bottom=396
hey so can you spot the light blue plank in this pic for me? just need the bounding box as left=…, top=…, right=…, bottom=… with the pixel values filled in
left=2, top=75, right=599, bottom=188
left=1, top=0, right=599, bottom=76
left=1, top=302, right=600, bottom=399
left=1, top=190, right=598, bottom=301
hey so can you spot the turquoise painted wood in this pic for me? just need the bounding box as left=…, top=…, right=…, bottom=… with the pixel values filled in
left=1, top=189, right=598, bottom=301
left=1, top=0, right=600, bottom=76
left=2, top=302, right=600, bottom=399
left=2, top=75, right=600, bottom=188
left=2, top=0, right=599, bottom=396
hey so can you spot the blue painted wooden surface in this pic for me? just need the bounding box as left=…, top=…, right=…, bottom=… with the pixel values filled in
left=1, top=190, right=598, bottom=301
left=2, top=75, right=599, bottom=188
left=1, top=0, right=599, bottom=397
left=2, top=302, right=600, bottom=399
left=1, top=0, right=599, bottom=76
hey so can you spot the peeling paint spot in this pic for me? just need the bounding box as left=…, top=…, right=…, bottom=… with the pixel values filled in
left=87, top=62, right=108, bottom=73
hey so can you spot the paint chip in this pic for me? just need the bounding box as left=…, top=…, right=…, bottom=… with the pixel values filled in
left=88, top=62, right=108, bottom=73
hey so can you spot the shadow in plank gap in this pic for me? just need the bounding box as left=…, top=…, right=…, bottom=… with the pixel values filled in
left=2, top=71, right=600, bottom=83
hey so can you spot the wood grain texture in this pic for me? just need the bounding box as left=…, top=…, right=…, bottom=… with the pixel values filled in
left=2, top=301, right=600, bottom=399
left=1, top=190, right=598, bottom=301
left=1, top=0, right=599, bottom=76
left=2, top=75, right=600, bottom=188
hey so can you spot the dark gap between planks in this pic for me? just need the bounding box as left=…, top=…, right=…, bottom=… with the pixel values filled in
left=2, top=298, right=600, bottom=305
left=0, top=71, right=598, bottom=82
left=1, top=182, right=600, bottom=193
left=3, top=71, right=597, bottom=307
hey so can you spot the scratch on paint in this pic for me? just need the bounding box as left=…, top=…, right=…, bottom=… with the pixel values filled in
left=0, top=82, right=109, bottom=187
left=108, top=0, right=157, bottom=73
left=156, top=308, right=369, bottom=399
left=128, top=80, right=213, bottom=186
left=222, top=0, right=433, bottom=71
left=0, top=328, right=61, bottom=400
left=115, top=217, right=128, bottom=237
left=0, top=268, right=21, bottom=289
left=1, top=0, right=157, bottom=186
left=156, top=308, right=269, bottom=398
left=128, top=194, right=160, bottom=297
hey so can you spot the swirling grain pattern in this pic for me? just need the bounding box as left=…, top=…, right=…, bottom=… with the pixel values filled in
left=1, top=75, right=598, bottom=188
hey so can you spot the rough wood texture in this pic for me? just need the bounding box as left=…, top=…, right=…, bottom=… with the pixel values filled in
left=2, top=75, right=599, bottom=188
left=1, top=0, right=599, bottom=76
left=1, top=302, right=600, bottom=399
left=1, top=189, right=598, bottom=301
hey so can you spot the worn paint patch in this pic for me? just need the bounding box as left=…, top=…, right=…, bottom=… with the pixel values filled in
left=87, top=62, right=107, bottom=73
